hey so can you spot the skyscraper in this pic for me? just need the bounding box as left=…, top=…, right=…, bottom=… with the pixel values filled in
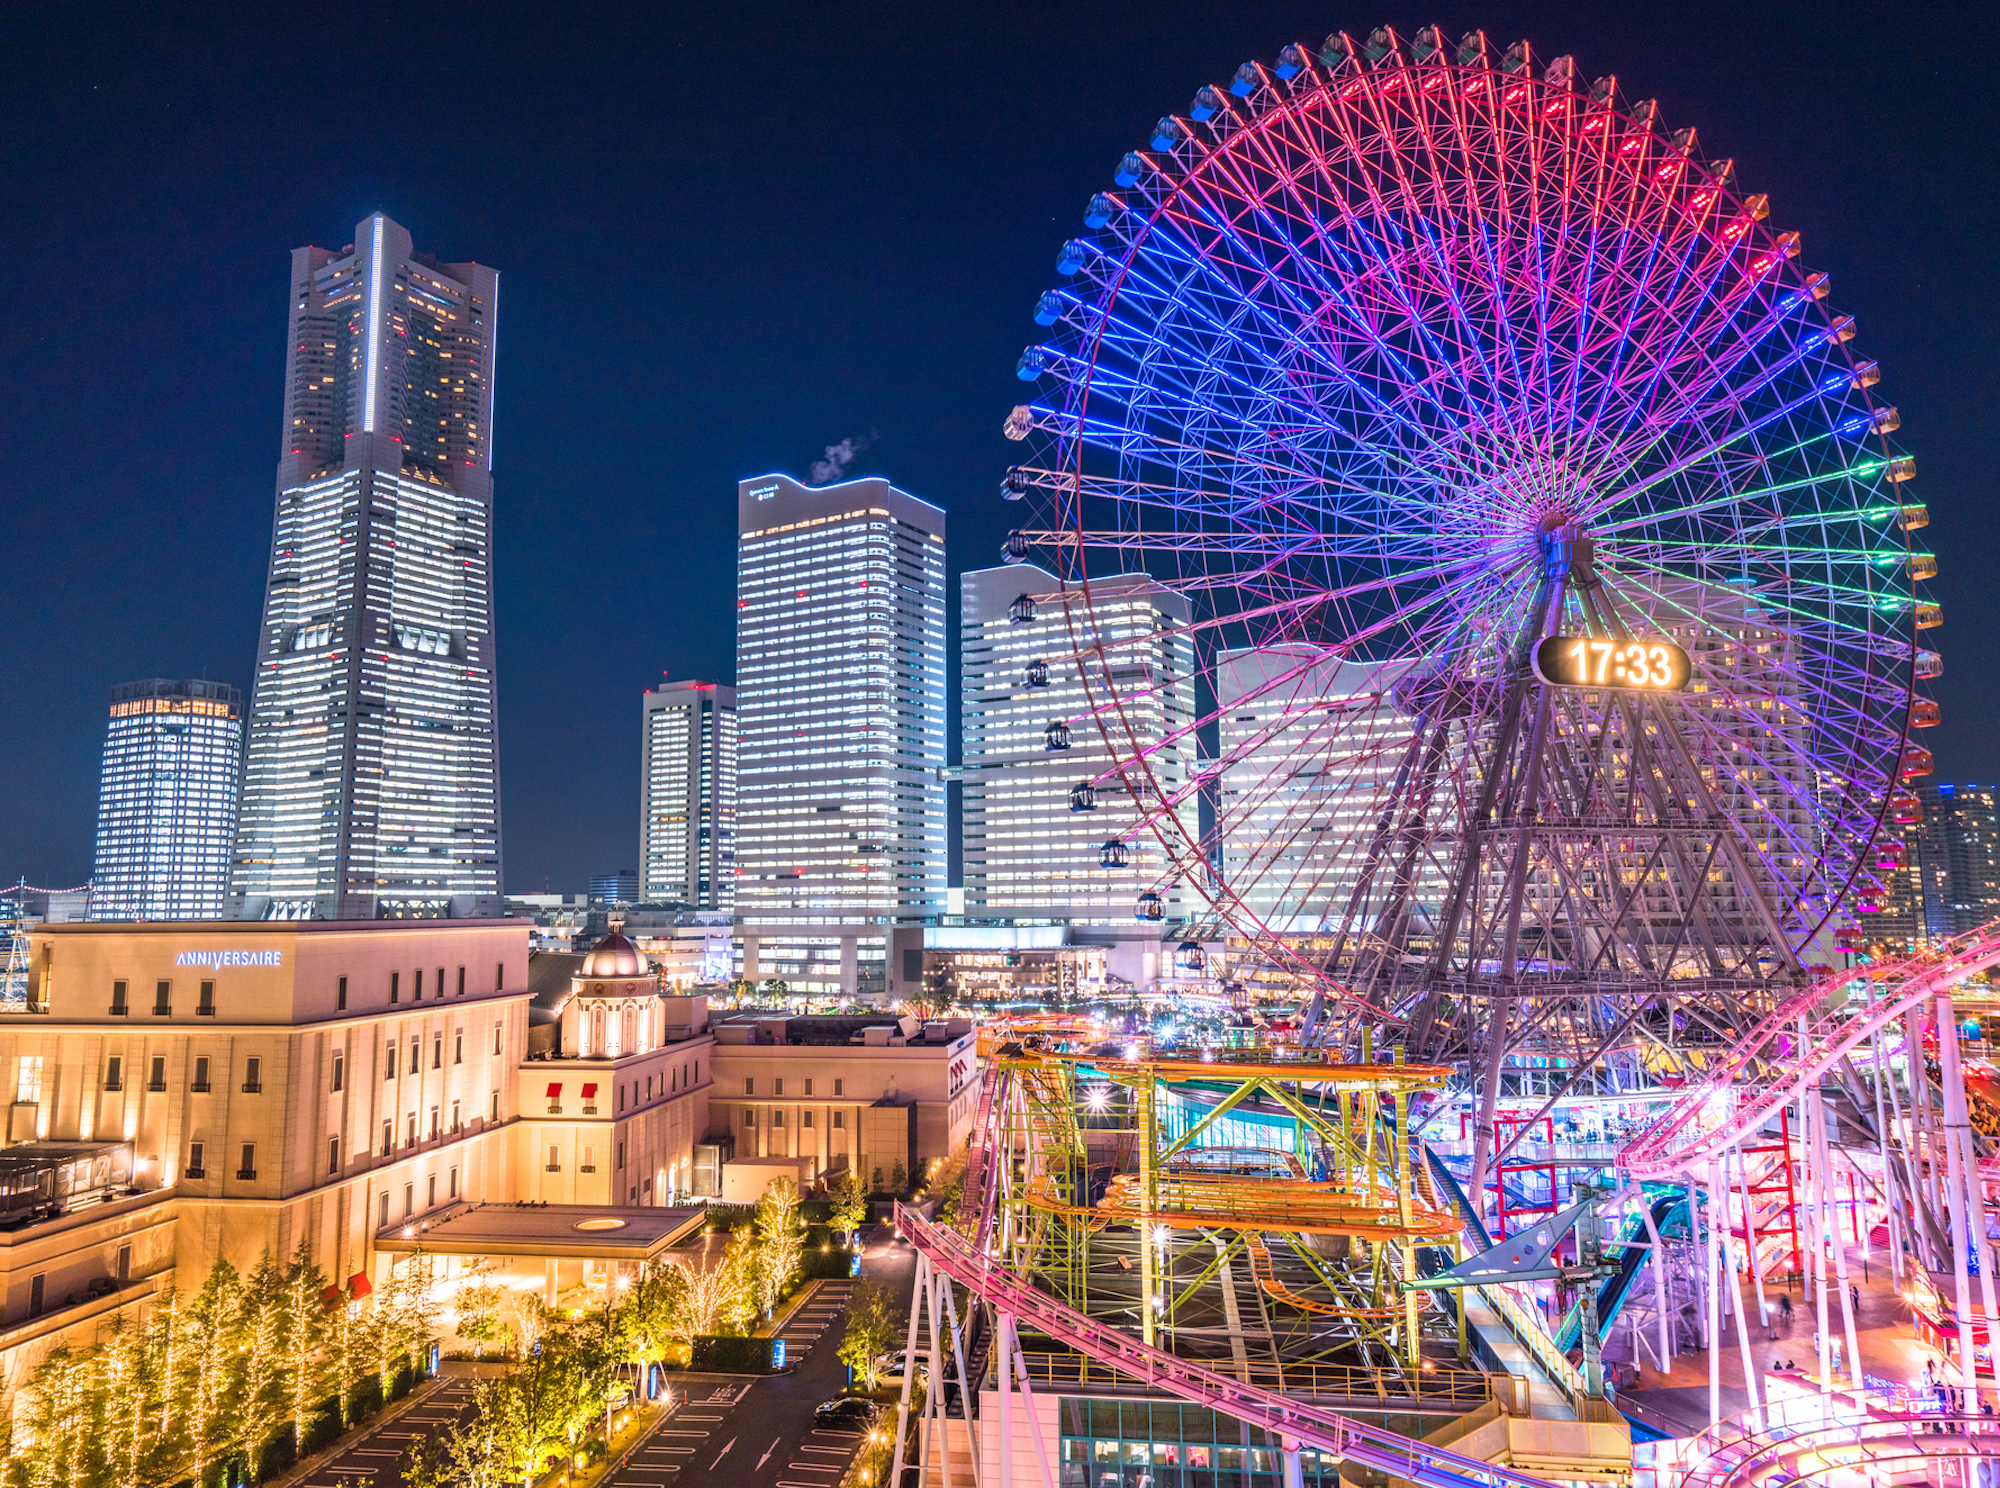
left=89, top=679, right=243, bottom=921
left=960, top=565, right=1195, bottom=921
left=734, top=474, right=945, bottom=997
left=641, top=682, right=736, bottom=910
left=231, top=215, right=502, bottom=921
left=1217, top=650, right=1418, bottom=932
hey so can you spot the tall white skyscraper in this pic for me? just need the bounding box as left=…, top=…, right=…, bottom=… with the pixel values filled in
left=231, top=215, right=502, bottom=921
left=90, top=679, right=243, bottom=921
left=641, top=681, right=736, bottom=909
left=734, top=474, right=945, bottom=996
left=961, top=565, right=1195, bottom=922
left=1217, top=649, right=1418, bottom=932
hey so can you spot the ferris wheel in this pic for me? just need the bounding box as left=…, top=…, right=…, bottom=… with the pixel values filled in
left=1001, top=25, right=1931, bottom=1071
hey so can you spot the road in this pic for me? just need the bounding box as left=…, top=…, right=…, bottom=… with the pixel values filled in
left=294, top=1375, right=483, bottom=1488
left=604, top=1228, right=919, bottom=1488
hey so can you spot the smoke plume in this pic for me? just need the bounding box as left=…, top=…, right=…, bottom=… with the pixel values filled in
left=809, top=429, right=878, bottom=484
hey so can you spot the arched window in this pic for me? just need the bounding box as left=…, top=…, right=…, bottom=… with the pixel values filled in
left=622, top=1006, right=637, bottom=1055
left=592, top=1007, right=605, bottom=1057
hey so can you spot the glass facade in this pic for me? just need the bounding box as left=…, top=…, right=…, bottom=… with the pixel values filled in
left=1218, top=649, right=1419, bottom=931
left=1058, top=1400, right=1344, bottom=1488
left=89, top=680, right=242, bottom=921
left=641, top=683, right=736, bottom=909
left=962, top=565, right=1195, bottom=921
left=735, top=475, right=945, bottom=929
left=232, top=217, right=501, bottom=921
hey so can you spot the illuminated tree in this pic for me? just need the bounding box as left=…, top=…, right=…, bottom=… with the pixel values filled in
left=278, top=1243, right=332, bottom=1453
left=234, top=1252, right=289, bottom=1479
left=829, top=1168, right=868, bottom=1243
left=836, top=1282, right=902, bottom=1393
left=180, top=1259, right=243, bottom=1488
left=453, top=1260, right=509, bottom=1360
left=13, top=1344, right=96, bottom=1488
left=754, top=1177, right=804, bottom=1313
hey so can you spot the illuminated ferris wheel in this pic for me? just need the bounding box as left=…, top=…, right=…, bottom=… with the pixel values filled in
left=1000, top=24, right=1932, bottom=1074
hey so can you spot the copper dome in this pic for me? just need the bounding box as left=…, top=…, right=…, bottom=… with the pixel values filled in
left=579, top=931, right=648, bottom=980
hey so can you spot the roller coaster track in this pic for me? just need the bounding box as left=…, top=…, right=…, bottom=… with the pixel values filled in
left=1678, top=1402, right=2000, bottom=1488
left=1242, top=1229, right=1433, bottom=1319
left=896, top=1204, right=1560, bottom=1488
left=1620, top=926, right=2000, bottom=1181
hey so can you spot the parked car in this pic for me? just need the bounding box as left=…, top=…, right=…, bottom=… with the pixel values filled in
left=814, top=1397, right=881, bottom=1429
left=874, top=1349, right=929, bottom=1382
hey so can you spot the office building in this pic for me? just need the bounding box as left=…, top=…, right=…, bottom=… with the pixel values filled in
left=89, top=680, right=243, bottom=921
left=589, top=870, right=639, bottom=906
left=640, top=682, right=736, bottom=909
left=1874, top=783, right=2000, bottom=951
left=734, top=474, right=945, bottom=998
left=232, top=215, right=503, bottom=922
left=705, top=1012, right=978, bottom=1189
left=960, top=565, right=1196, bottom=921
left=1217, top=649, right=1418, bottom=931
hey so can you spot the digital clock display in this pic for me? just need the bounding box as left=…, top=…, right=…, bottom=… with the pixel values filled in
left=1532, top=635, right=1692, bottom=692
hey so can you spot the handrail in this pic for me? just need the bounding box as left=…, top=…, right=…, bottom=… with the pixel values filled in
left=1011, top=1347, right=1494, bottom=1401
left=1620, top=927, right=2000, bottom=1179
left=895, top=1204, right=1560, bottom=1488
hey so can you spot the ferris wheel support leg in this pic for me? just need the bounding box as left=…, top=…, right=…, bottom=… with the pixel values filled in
left=1800, top=1068, right=1834, bottom=1406
left=1704, top=1165, right=1723, bottom=1426
left=1467, top=1018, right=1512, bottom=1233
left=1939, top=994, right=1983, bottom=1398
left=1715, top=1155, right=1764, bottom=1420
left=1634, top=1184, right=1673, bottom=1369
left=1810, top=1087, right=1864, bottom=1396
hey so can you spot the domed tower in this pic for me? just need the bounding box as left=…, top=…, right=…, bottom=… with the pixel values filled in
left=562, top=930, right=662, bottom=1059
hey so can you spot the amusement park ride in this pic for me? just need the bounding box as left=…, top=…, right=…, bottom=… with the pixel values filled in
left=882, top=19, right=1996, bottom=1488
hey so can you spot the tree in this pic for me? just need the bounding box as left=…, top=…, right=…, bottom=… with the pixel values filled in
left=719, top=1227, right=762, bottom=1331
left=97, top=1314, right=173, bottom=1488
left=871, top=1166, right=885, bottom=1195
left=278, top=1243, right=332, bottom=1452
left=668, top=1254, right=739, bottom=1339
left=836, top=1282, right=903, bottom=1393
left=754, top=1178, right=805, bottom=1313
left=180, top=1258, right=244, bottom=1488
left=760, top=978, right=790, bottom=999
left=402, top=1381, right=507, bottom=1488
left=235, top=1251, right=290, bottom=1479
left=829, top=1168, right=868, bottom=1243
left=13, top=1344, right=97, bottom=1488
left=454, top=1259, right=510, bottom=1360
left=889, top=1160, right=908, bottom=1196
left=725, top=977, right=755, bottom=1002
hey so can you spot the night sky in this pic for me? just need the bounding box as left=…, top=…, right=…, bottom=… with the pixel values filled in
left=1, top=2, right=1992, bottom=895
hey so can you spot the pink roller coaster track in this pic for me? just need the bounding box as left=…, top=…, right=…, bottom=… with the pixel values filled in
left=895, top=1204, right=1562, bottom=1488
left=1619, top=926, right=2000, bottom=1181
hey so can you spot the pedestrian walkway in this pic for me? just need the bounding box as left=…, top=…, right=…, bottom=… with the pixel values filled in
left=1623, top=1237, right=1945, bottom=1434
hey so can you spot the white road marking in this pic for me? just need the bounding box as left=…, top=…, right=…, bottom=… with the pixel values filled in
left=756, top=1437, right=780, bottom=1469
left=708, top=1437, right=737, bottom=1471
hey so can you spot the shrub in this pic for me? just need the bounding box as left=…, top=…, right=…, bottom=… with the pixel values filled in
left=690, top=1335, right=781, bottom=1372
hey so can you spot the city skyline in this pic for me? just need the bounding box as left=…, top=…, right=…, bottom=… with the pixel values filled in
left=0, top=4, right=1991, bottom=896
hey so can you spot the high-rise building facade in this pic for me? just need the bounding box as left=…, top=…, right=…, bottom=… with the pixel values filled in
left=89, top=680, right=243, bottom=921
left=961, top=565, right=1195, bottom=921
left=231, top=216, right=503, bottom=921
left=1874, top=783, right=2000, bottom=951
left=640, top=682, right=736, bottom=910
left=734, top=475, right=945, bottom=996
left=1217, top=650, right=1418, bottom=932
left=588, top=870, right=640, bottom=906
